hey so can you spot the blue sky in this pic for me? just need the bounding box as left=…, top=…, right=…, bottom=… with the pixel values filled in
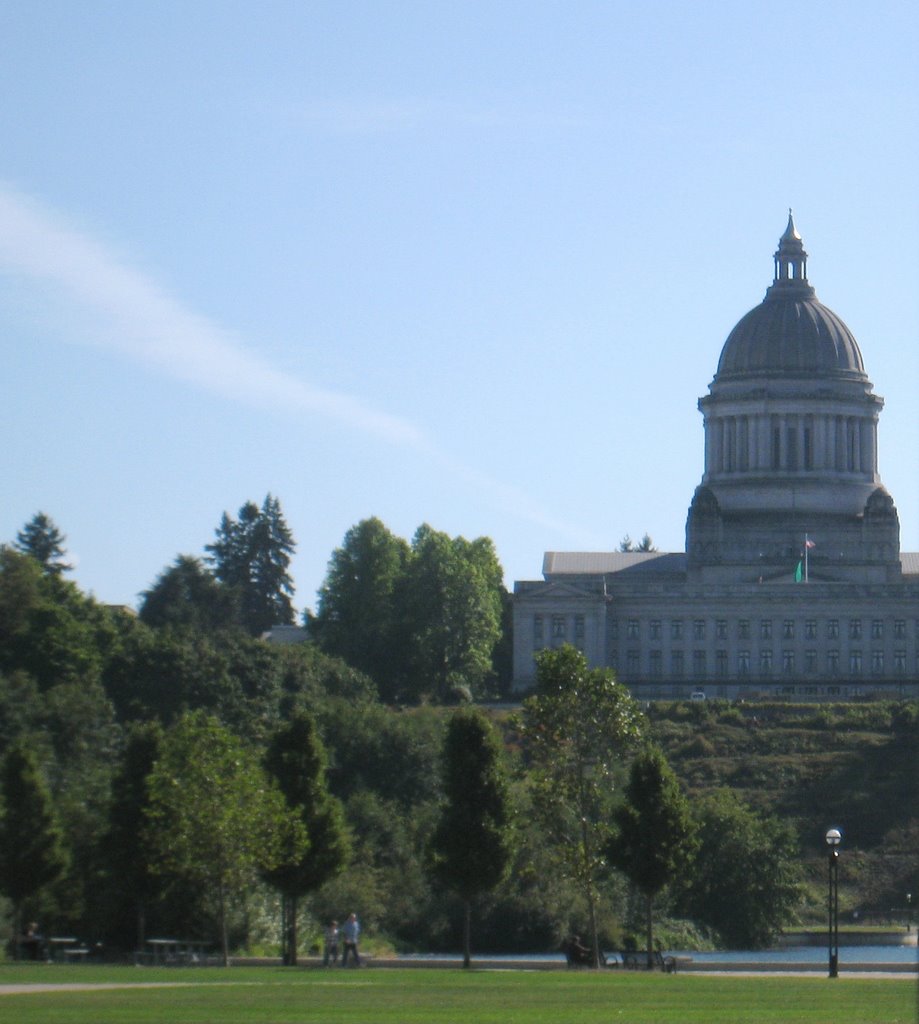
left=1, top=2, right=917, bottom=612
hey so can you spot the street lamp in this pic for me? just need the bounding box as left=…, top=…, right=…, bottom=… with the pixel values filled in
left=825, top=828, right=842, bottom=978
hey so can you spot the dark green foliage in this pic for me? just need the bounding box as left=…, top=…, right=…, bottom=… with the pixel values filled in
left=312, top=518, right=506, bottom=703
left=608, top=746, right=695, bottom=963
left=15, top=512, right=71, bottom=575
left=675, top=789, right=802, bottom=948
left=0, top=745, right=68, bottom=951
left=206, top=495, right=296, bottom=635
left=263, top=710, right=349, bottom=964
left=139, top=554, right=240, bottom=633
left=429, top=708, right=514, bottom=966
left=309, top=517, right=409, bottom=701
left=145, top=711, right=306, bottom=964
left=102, top=722, right=163, bottom=949
left=520, top=646, right=644, bottom=967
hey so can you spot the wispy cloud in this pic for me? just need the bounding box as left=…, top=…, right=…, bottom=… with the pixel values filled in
left=0, top=182, right=594, bottom=544
left=0, top=182, right=427, bottom=448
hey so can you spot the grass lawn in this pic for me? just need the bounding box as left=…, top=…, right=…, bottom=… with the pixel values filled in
left=0, top=966, right=914, bottom=1024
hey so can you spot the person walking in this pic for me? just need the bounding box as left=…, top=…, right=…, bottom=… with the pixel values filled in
left=323, top=920, right=339, bottom=966
left=340, top=913, right=361, bottom=967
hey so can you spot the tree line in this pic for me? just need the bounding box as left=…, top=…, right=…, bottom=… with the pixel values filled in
left=1, top=508, right=805, bottom=964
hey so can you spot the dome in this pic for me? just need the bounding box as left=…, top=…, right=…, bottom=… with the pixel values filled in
left=714, top=214, right=866, bottom=382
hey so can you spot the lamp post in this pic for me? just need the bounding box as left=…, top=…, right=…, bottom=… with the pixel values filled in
left=825, top=827, right=842, bottom=978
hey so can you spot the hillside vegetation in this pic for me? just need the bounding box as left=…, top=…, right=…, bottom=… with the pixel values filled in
left=643, top=699, right=918, bottom=924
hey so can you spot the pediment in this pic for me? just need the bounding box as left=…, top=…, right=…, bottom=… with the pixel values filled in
left=517, top=581, right=603, bottom=603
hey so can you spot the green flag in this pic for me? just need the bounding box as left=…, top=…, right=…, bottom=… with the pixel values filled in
left=794, top=561, right=803, bottom=583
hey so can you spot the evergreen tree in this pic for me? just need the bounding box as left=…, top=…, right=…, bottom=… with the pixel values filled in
left=205, top=495, right=296, bottom=635
left=0, top=745, right=68, bottom=955
left=263, top=710, right=349, bottom=965
left=428, top=708, right=514, bottom=967
left=15, top=512, right=72, bottom=575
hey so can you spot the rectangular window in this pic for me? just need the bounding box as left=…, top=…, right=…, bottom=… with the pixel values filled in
left=759, top=649, right=773, bottom=674
left=849, top=650, right=862, bottom=674
left=716, top=619, right=727, bottom=640
left=849, top=619, right=862, bottom=640
left=737, top=651, right=750, bottom=675
left=782, top=650, right=795, bottom=674
left=805, top=650, right=818, bottom=673
left=574, top=615, right=585, bottom=640
left=827, top=650, right=839, bottom=675
left=650, top=619, right=662, bottom=640
left=533, top=615, right=544, bottom=647
left=805, top=619, right=817, bottom=640
left=693, top=619, right=705, bottom=641
left=627, top=618, right=639, bottom=640
left=671, top=650, right=684, bottom=676
left=738, top=619, right=750, bottom=640
left=760, top=619, right=772, bottom=640
left=671, top=620, right=683, bottom=641
left=693, top=650, right=706, bottom=677
left=715, top=650, right=727, bottom=676
left=627, top=650, right=640, bottom=674
left=871, top=619, right=883, bottom=640
left=649, top=650, right=663, bottom=677
left=783, top=619, right=795, bottom=640
left=827, top=619, right=839, bottom=640
left=894, top=619, right=906, bottom=639
left=871, top=650, right=884, bottom=674
left=552, top=615, right=566, bottom=639
left=894, top=651, right=907, bottom=673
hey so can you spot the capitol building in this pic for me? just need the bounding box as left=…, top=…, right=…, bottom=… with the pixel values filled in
left=513, top=215, right=919, bottom=699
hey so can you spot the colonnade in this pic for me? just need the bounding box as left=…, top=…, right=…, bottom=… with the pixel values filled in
left=705, top=411, right=877, bottom=477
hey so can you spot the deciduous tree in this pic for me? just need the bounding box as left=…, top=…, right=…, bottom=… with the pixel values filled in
left=310, top=518, right=408, bottom=700
left=674, top=789, right=802, bottom=948
left=607, top=745, right=695, bottom=965
left=520, top=646, right=643, bottom=967
left=0, top=745, right=68, bottom=955
left=145, top=711, right=306, bottom=964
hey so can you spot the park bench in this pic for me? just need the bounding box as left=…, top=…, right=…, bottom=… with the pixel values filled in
left=618, top=949, right=677, bottom=973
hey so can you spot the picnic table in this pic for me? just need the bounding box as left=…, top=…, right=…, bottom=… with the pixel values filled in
left=49, top=937, right=90, bottom=963
left=135, top=938, right=214, bottom=966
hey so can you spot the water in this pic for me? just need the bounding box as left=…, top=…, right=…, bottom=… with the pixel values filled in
left=400, top=946, right=918, bottom=966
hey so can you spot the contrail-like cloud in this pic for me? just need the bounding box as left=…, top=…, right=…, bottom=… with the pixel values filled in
left=0, top=182, right=427, bottom=449
left=0, top=182, right=597, bottom=545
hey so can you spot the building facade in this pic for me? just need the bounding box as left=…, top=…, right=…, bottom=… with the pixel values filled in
left=513, top=215, right=919, bottom=699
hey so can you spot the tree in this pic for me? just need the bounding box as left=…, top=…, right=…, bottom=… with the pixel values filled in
left=520, top=646, right=643, bottom=967
left=607, top=746, right=695, bottom=966
left=0, top=745, right=68, bottom=955
left=139, top=555, right=239, bottom=633
left=104, top=723, right=164, bottom=950
left=428, top=708, right=514, bottom=967
left=618, top=533, right=657, bottom=553
left=205, top=495, right=296, bottom=635
left=145, top=711, right=306, bottom=964
left=400, top=526, right=504, bottom=702
left=263, top=710, right=349, bottom=965
left=309, top=518, right=409, bottom=700
left=674, top=790, right=802, bottom=948
left=15, top=512, right=71, bottom=575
